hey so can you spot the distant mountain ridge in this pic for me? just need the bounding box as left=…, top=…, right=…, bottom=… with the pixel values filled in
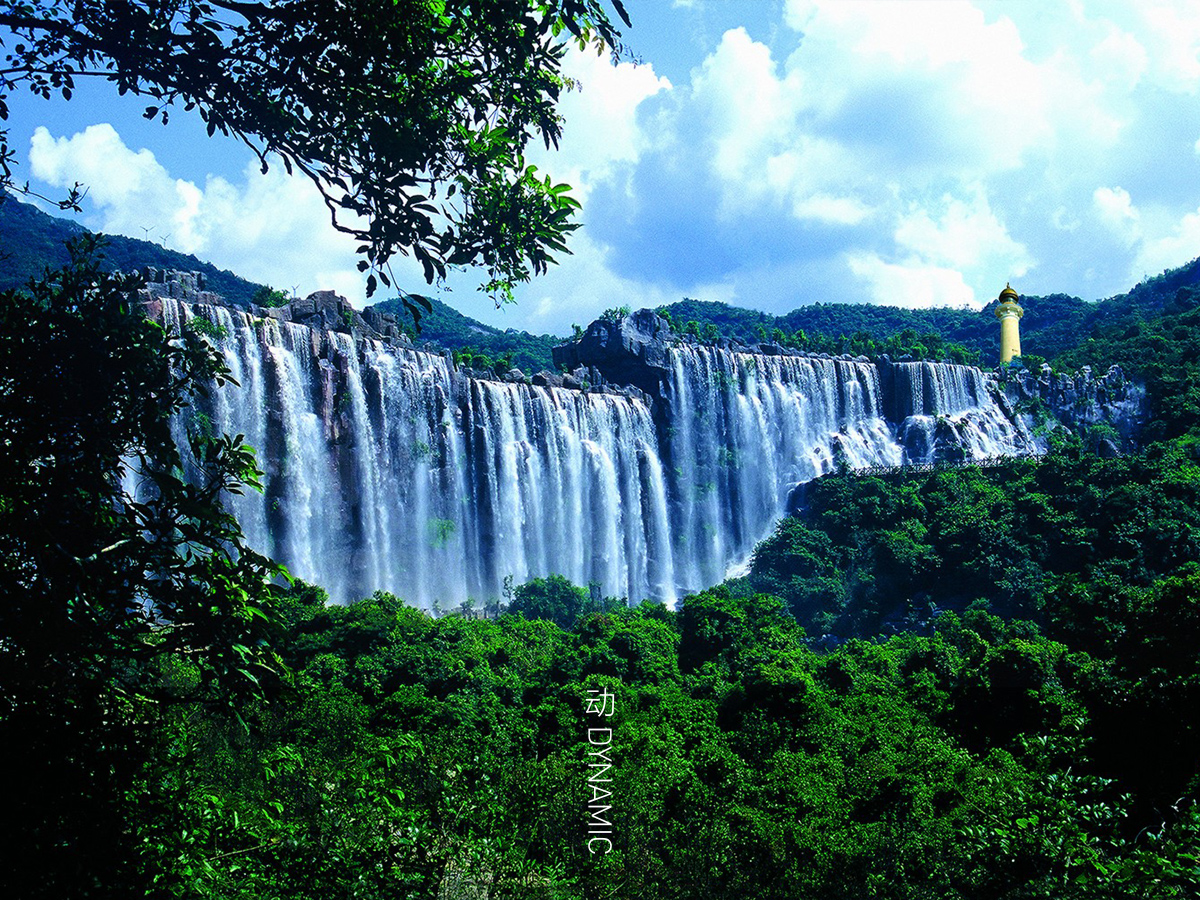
left=657, top=259, right=1200, bottom=368
left=0, top=196, right=564, bottom=372
left=5, top=195, right=1200, bottom=372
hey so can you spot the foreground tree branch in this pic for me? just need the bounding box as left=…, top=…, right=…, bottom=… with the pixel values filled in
left=0, top=0, right=630, bottom=308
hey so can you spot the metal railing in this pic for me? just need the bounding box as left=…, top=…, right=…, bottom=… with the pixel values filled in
left=848, top=454, right=1033, bottom=478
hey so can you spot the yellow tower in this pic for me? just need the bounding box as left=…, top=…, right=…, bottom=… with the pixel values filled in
left=994, top=283, right=1023, bottom=365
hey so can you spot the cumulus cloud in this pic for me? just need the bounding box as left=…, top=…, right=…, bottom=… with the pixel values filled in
left=791, top=194, right=872, bottom=226
left=576, top=0, right=1200, bottom=316
left=1088, top=24, right=1149, bottom=92
left=1134, top=1, right=1200, bottom=93
left=1134, top=208, right=1200, bottom=282
left=613, top=0, right=1200, bottom=311
left=527, top=49, right=671, bottom=202
left=1093, top=186, right=1141, bottom=246
left=894, top=191, right=1032, bottom=277
left=782, top=0, right=1056, bottom=174
left=840, top=190, right=1030, bottom=309
left=29, top=123, right=400, bottom=304
left=845, top=253, right=977, bottom=310
left=31, top=124, right=192, bottom=242
left=519, top=230, right=676, bottom=335
left=691, top=27, right=801, bottom=190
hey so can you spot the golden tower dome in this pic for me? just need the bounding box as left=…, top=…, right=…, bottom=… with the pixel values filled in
left=994, top=283, right=1024, bottom=365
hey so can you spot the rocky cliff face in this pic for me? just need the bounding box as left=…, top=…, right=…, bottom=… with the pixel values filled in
left=552, top=309, right=675, bottom=396
left=138, top=269, right=413, bottom=344
left=1000, top=364, right=1145, bottom=456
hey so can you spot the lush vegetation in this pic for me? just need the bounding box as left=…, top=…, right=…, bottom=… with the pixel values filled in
left=1053, top=283, right=1200, bottom=442
left=658, top=270, right=1200, bottom=368
left=657, top=295, right=1078, bottom=367
left=661, top=303, right=982, bottom=365
left=5, top=240, right=1200, bottom=898
left=0, top=240, right=284, bottom=898
left=37, top=547, right=1199, bottom=898
left=747, top=440, right=1200, bottom=638
left=251, top=285, right=290, bottom=308
left=373, top=292, right=563, bottom=374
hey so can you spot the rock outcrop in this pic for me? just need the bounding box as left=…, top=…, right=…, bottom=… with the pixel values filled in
left=1000, top=363, right=1145, bottom=454
left=552, top=309, right=676, bottom=396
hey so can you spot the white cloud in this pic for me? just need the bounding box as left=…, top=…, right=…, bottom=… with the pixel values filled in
left=839, top=188, right=1030, bottom=310
left=846, top=252, right=978, bottom=309
left=783, top=0, right=1056, bottom=172
left=1093, top=185, right=1141, bottom=246
left=611, top=0, right=1179, bottom=309
left=31, top=124, right=192, bottom=242
left=1088, top=24, right=1148, bottom=92
left=527, top=49, right=670, bottom=201
left=1134, top=205, right=1200, bottom=281
left=1135, top=1, right=1200, bottom=93
left=691, top=27, right=799, bottom=185
left=791, top=194, right=871, bottom=226
left=29, top=123, right=389, bottom=304
left=1052, top=206, right=1081, bottom=232
left=519, top=231, right=674, bottom=334
left=894, top=191, right=1032, bottom=276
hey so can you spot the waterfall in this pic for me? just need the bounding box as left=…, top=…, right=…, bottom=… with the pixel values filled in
left=663, top=347, right=903, bottom=588
left=169, top=301, right=678, bottom=605
left=164, top=301, right=1033, bottom=606
left=889, top=361, right=1033, bottom=463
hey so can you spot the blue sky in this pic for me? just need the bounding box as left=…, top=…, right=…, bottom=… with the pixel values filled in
left=10, top=0, right=1200, bottom=335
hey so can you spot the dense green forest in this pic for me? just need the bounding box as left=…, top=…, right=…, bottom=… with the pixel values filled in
left=370, top=292, right=563, bottom=377
left=658, top=264, right=1200, bottom=368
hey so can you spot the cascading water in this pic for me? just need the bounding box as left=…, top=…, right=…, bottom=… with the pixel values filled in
left=168, top=300, right=678, bottom=606
left=889, top=361, right=1034, bottom=463
left=163, top=300, right=1034, bottom=606
left=662, top=346, right=903, bottom=588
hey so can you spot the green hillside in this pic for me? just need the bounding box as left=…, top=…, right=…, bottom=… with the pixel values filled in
left=658, top=269, right=1200, bottom=368
left=369, top=293, right=563, bottom=374
left=0, top=196, right=266, bottom=306
left=8, top=195, right=1200, bottom=376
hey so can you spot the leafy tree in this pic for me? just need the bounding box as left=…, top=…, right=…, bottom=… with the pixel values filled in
left=508, top=573, right=593, bottom=629
left=250, top=284, right=289, bottom=308
left=0, top=0, right=631, bottom=307
left=0, top=238, right=284, bottom=898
